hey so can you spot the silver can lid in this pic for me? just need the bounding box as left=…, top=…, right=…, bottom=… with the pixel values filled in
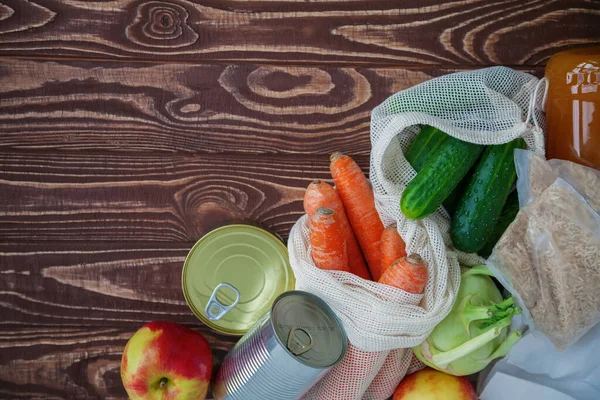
left=271, top=291, right=347, bottom=368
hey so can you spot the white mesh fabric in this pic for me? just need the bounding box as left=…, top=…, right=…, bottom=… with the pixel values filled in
left=362, top=349, right=415, bottom=400
left=289, top=67, right=546, bottom=400
left=302, top=344, right=389, bottom=400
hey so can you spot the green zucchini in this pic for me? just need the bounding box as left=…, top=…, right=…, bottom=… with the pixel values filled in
left=451, top=139, right=526, bottom=253
left=405, top=126, right=449, bottom=171
left=478, top=191, right=520, bottom=258
left=401, top=137, right=484, bottom=220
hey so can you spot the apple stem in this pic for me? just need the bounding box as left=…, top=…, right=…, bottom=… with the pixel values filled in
left=159, top=377, right=168, bottom=390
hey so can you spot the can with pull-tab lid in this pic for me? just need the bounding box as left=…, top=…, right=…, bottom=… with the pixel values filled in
left=182, top=224, right=295, bottom=336
left=213, top=291, right=347, bottom=400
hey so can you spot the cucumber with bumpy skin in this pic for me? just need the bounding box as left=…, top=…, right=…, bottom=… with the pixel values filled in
left=478, top=191, right=520, bottom=258
left=401, top=137, right=484, bottom=220
left=404, top=126, right=475, bottom=215
left=405, top=126, right=449, bottom=171
left=442, top=165, right=477, bottom=215
left=451, top=139, right=526, bottom=253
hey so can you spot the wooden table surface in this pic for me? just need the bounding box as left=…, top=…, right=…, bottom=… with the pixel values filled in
left=0, top=0, right=598, bottom=398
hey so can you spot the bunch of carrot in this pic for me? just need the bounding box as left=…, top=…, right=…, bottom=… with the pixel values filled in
left=304, top=153, right=428, bottom=295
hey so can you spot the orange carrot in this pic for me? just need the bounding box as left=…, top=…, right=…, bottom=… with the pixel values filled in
left=309, top=207, right=350, bottom=272
left=330, top=153, right=385, bottom=280
left=378, top=254, right=428, bottom=294
left=380, top=224, right=407, bottom=276
left=304, top=180, right=372, bottom=280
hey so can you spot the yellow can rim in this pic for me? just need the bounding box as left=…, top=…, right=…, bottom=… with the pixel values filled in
left=181, top=224, right=295, bottom=336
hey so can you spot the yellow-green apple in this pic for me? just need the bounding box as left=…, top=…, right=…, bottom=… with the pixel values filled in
left=121, top=321, right=212, bottom=400
left=394, top=367, right=477, bottom=400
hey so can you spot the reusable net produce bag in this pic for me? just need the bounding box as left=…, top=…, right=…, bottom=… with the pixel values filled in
left=288, top=67, right=546, bottom=400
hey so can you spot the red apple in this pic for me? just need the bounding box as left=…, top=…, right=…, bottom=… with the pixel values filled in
left=394, top=367, right=477, bottom=400
left=121, top=321, right=212, bottom=400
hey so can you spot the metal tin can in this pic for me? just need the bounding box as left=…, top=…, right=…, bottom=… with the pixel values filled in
left=213, top=291, right=347, bottom=400
left=182, top=224, right=295, bottom=336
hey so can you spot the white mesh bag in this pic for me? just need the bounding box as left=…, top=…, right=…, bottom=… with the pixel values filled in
left=288, top=67, right=546, bottom=400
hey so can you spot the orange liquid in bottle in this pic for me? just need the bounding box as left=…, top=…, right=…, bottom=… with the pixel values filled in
left=545, top=47, right=600, bottom=170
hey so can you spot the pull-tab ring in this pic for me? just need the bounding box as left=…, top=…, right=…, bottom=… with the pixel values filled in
left=287, top=327, right=314, bottom=356
left=205, top=283, right=240, bottom=321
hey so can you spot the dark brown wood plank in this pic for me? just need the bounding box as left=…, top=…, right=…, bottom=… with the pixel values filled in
left=0, top=326, right=129, bottom=399
left=0, top=242, right=201, bottom=326
left=0, top=325, right=228, bottom=399
left=0, top=0, right=597, bottom=66
left=0, top=151, right=368, bottom=242
left=0, top=58, right=474, bottom=155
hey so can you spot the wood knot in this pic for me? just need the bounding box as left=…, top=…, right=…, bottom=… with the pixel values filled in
left=247, top=67, right=335, bottom=99
left=219, top=66, right=371, bottom=115
left=126, top=0, right=199, bottom=48
left=160, top=13, right=173, bottom=28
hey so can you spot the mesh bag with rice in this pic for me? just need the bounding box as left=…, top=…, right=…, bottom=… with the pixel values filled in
left=288, top=67, right=546, bottom=400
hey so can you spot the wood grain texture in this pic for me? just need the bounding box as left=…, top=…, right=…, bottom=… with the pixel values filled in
left=0, top=325, right=226, bottom=399
left=0, top=0, right=598, bottom=65
left=1, top=242, right=200, bottom=326
left=0, top=151, right=369, bottom=242
left=0, top=58, right=459, bottom=155
left=0, top=326, right=129, bottom=399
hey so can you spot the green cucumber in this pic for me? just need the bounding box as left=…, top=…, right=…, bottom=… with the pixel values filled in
left=401, top=137, right=484, bottom=220
left=404, top=125, right=466, bottom=214
left=442, top=184, right=463, bottom=215
left=405, top=126, right=449, bottom=171
left=451, top=139, right=526, bottom=253
left=478, top=191, right=520, bottom=258
left=443, top=165, right=477, bottom=215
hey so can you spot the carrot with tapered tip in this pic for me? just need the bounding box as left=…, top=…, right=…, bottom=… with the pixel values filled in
left=330, top=153, right=384, bottom=280
left=304, top=180, right=371, bottom=280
